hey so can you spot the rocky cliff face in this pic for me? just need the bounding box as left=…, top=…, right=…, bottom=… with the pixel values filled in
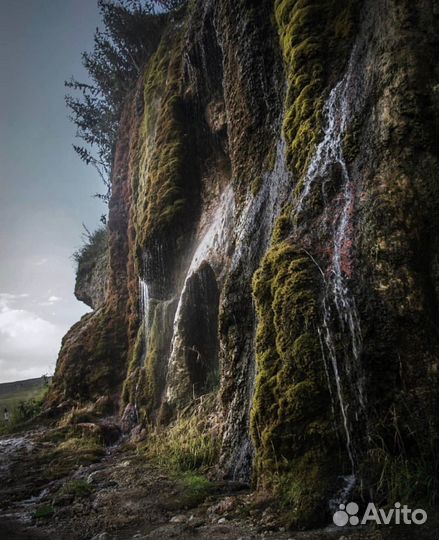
left=74, top=229, right=109, bottom=309
left=48, top=0, right=438, bottom=528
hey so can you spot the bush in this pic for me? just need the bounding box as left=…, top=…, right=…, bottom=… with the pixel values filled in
left=72, top=226, right=108, bottom=274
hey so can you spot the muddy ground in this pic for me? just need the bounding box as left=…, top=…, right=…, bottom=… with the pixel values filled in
left=0, top=430, right=437, bottom=540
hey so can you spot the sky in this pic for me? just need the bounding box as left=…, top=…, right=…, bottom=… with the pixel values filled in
left=0, top=0, right=106, bottom=382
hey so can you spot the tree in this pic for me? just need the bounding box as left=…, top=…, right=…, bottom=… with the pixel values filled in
left=66, top=0, right=184, bottom=202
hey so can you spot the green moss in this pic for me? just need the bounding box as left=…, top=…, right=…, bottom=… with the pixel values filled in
left=157, top=471, right=217, bottom=511
left=251, top=242, right=339, bottom=526
left=251, top=175, right=263, bottom=196
left=275, top=0, right=357, bottom=181
left=121, top=323, right=145, bottom=405
left=176, top=472, right=215, bottom=508
left=132, top=26, right=198, bottom=266
left=48, top=302, right=128, bottom=404
left=248, top=4, right=359, bottom=523
left=122, top=298, right=176, bottom=421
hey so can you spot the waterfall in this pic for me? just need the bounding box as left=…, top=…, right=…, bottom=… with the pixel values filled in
left=226, top=137, right=291, bottom=481
left=171, top=184, right=235, bottom=336
left=295, top=79, right=349, bottom=216
left=233, top=138, right=291, bottom=264
left=294, top=50, right=366, bottom=474
left=165, top=186, right=235, bottom=403
left=139, top=277, right=150, bottom=366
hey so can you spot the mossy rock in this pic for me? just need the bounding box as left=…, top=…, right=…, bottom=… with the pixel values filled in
left=251, top=241, right=340, bottom=526
left=275, top=0, right=358, bottom=178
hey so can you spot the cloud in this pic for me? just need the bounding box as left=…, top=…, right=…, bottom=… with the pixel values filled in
left=39, top=295, right=62, bottom=307
left=34, top=258, right=48, bottom=266
left=0, top=295, right=64, bottom=382
left=0, top=292, right=29, bottom=302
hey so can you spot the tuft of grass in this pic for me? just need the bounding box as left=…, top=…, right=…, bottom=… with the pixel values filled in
left=159, top=471, right=217, bottom=511
left=60, top=479, right=93, bottom=499
left=72, top=227, right=108, bottom=276
left=57, top=435, right=104, bottom=457
left=143, top=416, right=219, bottom=472
left=365, top=431, right=439, bottom=509
left=33, top=504, right=54, bottom=520
left=141, top=395, right=220, bottom=473
left=177, top=472, right=215, bottom=508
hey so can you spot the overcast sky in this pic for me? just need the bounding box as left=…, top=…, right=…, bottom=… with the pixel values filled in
left=0, top=1, right=106, bottom=382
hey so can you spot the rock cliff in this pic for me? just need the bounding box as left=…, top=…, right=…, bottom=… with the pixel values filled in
left=48, top=0, right=438, bottom=527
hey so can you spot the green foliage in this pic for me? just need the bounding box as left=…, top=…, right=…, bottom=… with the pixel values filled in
left=66, top=1, right=174, bottom=199
left=0, top=387, right=48, bottom=435
left=141, top=396, right=220, bottom=473
left=33, top=504, right=54, bottom=520
left=72, top=225, right=108, bottom=276
left=60, top=479, right=93, bottom=499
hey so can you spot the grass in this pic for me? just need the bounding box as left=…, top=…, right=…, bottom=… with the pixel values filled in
left=158, top=471, right=218, bottom=511
left=0, top=378, right=49, bottom=435
left=141, top=395, right=220, bottom=473
left=365, top=427, right=439, bottom=509
left=72, top=226, right=108, bottom=276
left=33, top=434, right=105, bottom=484
left=33, top=504, right=54, bottom=520
left=0, top=377, right=49, bottom=414
left=57, top=436, right=105, bottom=458
left=60, top=479, right=93, bottom=499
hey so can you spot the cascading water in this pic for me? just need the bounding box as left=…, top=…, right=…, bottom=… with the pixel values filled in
left=294, top=50, right=366, bottom=486
left=165, top=186, right=235, bottom=404
left=139, top=277, right=150, bottom=366
left=224, top=137, right=292, bottom=480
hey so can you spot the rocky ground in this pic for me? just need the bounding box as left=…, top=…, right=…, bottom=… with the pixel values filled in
left=0, top=429, right=437, bottom=540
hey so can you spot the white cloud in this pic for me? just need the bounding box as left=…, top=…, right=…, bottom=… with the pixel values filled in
left=0, top=295, right=64, bottom=382
left=39, top=295, right=63, bottom=307
left=34, top=258, right=48, bottom=266
left=0, top=292, right=29, bottom=302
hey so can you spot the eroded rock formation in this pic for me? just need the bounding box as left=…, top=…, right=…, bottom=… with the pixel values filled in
left=48, top=0, right=438, bottom=527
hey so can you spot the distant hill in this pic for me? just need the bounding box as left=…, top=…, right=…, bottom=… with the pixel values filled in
left=0, top=376, right=51, bottom=414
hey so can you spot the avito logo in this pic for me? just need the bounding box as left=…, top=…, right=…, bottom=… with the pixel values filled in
left=333, top=502, right=428, bottom=526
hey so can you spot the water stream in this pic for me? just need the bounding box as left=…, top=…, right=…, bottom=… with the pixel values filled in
left=294, top=50, right=366, bottom=479
left=139, top=277, right=150, bottom=366
left=165, top=185, right=235, bottom=404
left=225, top=137, right=292, bottom=480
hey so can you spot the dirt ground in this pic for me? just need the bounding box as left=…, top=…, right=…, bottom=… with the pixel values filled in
left=0, top=431, right=437, bottom=540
